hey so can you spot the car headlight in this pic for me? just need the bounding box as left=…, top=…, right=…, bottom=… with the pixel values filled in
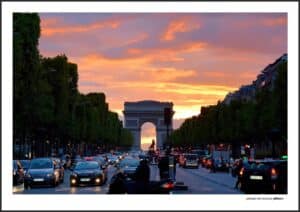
left=26, top=173, right=31, bottom=178
left=47, top=173, right=54, bottom=177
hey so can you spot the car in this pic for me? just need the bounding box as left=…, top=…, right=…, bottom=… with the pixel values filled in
left=19, top=159, right=30, bottom=175
left=179, top=153, right=199, bottom=168
left=24, top=158, right=60, bottom=189
left=238, top=159, right=287, bottom=194
left=200, top=155, right=211, bottom=168
left=69, top=161, right=106, bottom=187
left=191, top=149, right=209, bottom=163
left=214, top=158, right=230, bottom=172
left=107, top=155, right=119, bottom=165
left=115, top=157, right=140, bottom=180
left=13, top=160, right=24, bottom=185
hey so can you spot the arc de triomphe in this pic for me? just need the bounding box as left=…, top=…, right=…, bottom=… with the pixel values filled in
left=123, top=100, right=174, bottom=150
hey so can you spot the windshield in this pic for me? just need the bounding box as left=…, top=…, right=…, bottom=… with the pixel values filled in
left=75, top=162, right=99, bottom=170
left=120, top=159, right=139, bottom=168
left=30, top=159, right=53, bottom=169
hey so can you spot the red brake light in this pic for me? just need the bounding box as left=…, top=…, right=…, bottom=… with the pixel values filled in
left=271, top=168, right=277, bottom=176
left=161, top=182, right=174, bottom=189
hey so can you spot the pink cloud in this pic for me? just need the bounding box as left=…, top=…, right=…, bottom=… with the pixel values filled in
left=41, top=18, right=121, bottom=37
left=161, top=17, right=201, bottom=41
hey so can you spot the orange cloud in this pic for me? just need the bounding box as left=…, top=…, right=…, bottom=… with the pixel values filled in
left=202, top=71, right=226, bottom=78
left=262, top=16, right=287, bottom=27
left=161, top=17, right=201, bottom=41
left=123, top=33, right=148, bottom=46
left=41, top=19, right=121, bottom=37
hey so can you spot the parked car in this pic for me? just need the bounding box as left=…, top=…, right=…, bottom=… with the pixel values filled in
left=20, top=159, right=30, bottom=175
left=238, top=159, right=287, bottom=194
left=69, top=161, right=106, bottom=187
left=24, top=158, right=60, bottom=188
left=13, top=160, right=24, bottom=185
left=179, top=153, right=199, bottom=168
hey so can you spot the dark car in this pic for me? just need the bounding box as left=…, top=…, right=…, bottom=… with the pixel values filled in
left=191, top=149, right=209, bottom=163
left=239, top=160, right=287, bottom=194
left=214, top=158, right=230, bottom=172
left=24, top=158, right=60, bottom=189
left=179, top=153, right=199, bottom=168
left=13, top=160, right=24, bottom=185
left=70, top=161, right=106, bottom=187
left=201, top=155, right=212, bottom=168
left=115, top=157, right=140, bottom=180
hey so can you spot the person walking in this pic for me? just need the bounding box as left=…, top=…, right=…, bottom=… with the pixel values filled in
left=158, top=155, right=169, bottom=180
left=134, top=159, right=150, bottom=193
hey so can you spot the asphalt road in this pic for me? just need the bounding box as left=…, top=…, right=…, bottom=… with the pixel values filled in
left=13, top=164, right=241, bottom=194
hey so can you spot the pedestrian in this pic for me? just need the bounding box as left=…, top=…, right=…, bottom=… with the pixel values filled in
left=234, top=158, right=243, bottom=189
left=158, top=155, right=169, bottom=180
left=211, top=158, right=216, bottom=173
left=134, top=159, right=150, bottom=193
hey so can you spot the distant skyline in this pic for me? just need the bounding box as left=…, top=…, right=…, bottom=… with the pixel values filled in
left=38, top=13, right=287, bottom=148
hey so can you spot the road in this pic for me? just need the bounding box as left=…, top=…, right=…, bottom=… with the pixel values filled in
left=13, top=164, right=241, bottom=194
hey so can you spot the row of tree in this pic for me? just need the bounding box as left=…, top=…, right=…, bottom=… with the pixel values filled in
left=13, top=13, right=133, bottom=158
left=169, top=60, right=287, bottom=158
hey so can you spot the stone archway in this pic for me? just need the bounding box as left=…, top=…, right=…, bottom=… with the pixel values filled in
left=123, top=100, right=174, bottom=150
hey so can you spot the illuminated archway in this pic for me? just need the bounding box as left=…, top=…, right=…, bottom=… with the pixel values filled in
left=123, top=100, right=174, bottom=150
left=141, top=122, right=156, bottom=151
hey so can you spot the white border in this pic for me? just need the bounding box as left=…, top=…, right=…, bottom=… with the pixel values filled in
left=1, top=1, right=299, bottom=211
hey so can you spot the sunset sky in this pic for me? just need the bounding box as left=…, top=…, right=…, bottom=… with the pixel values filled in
left=38, top=13, right=287, bottom=149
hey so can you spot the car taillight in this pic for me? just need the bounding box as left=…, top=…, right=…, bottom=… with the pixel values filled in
left=271, top=168, right=278, bottom=179
left=239, top=167, right=244, bottom=176
left=161, top=182, right=174, bottom=189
